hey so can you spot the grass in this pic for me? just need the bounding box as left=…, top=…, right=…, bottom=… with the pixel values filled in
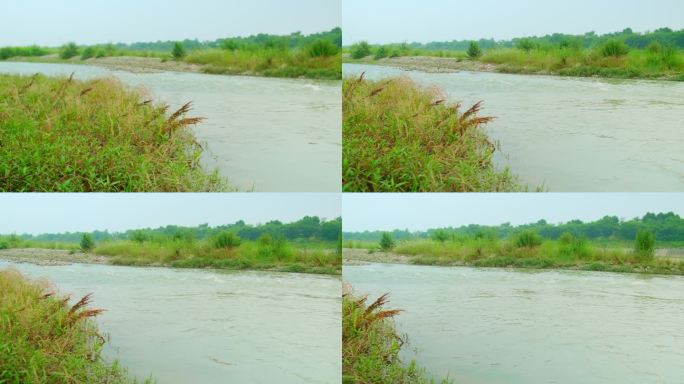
left=363, top=234, right=684, bottom=276
left=186, top=48, right=341, bottom=80
left=0, top=73, right=226, bottom=192
left=343, top=74, right=523, bottom=192
left=0, top=269, right=147, bottom=383
left=93, top=237, right=341, bottom=275
left=342, top=291, right=450, bottom=384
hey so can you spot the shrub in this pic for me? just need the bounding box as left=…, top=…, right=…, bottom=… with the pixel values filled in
left=172, top=42, right=186, bottom=59
left=80, top=233, right=94, bottom=252
left=350, top=41, right=372, bottom=59
left=374, top=46, right=388, bottom=60
left=516, top=39, right=536, bottom=52
left=467, top=41, right=482, bottom=58
left=306, top=39, right=338, bottom=58
left=600, top=39, right=629, bottom=57
left=130, top=231, right=149, bottom=243
left=213, top=231, right=241, bottom=249
left=80, top=46, right=96, bottom=60
left=514, top=230, right=542, bottom=248
left=634, top=230, right=655, bottom=259
left=379, top=232, right=395, bottom=251
left=431, top=230, right=449, bottom=243
left=60, top=42, right=79, bottom=59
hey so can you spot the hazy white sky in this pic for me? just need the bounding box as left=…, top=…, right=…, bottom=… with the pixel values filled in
left=343, top=0, right=684, bottom=44
left=0, top=194, right=340, bottom=235
left=343, top=193, right=684, bottom=232
left=0, top=0, right=340, bottom=46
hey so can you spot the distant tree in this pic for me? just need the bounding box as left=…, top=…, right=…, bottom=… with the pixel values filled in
left=467, top=41, right=482, bottom=59
left=431, top=229, right=449, bottom=243
left=80, top=233, right=94, bottom=252
left=516, top=38, right=536, bottom=52
left=350, top=41, right=372, bottom=59
left=60, top=42, right=79, bottom=59
left=379, top=232, right=395, bottom=251
left=172, top=42, right=186, bottom=59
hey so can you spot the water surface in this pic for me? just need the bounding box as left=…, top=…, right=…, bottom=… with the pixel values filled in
left=1, top=261, right=341, bottom=384
left=344, top=63, right=684, bottom=191
left=1, top=61, right=341, bottom=191
left=344, top=263, right=684, bottom=384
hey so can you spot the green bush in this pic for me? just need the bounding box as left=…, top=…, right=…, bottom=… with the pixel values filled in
left=514, top=230, right=542, bottom=248
left=350, top=41, right=372, bottom=59
left=431, top=230, right=449, bottom=243
left=379, top=232, right=395, bottom=251
left=80, top=233, right=94, bottom=252
left=516, top=39, right=536, bottom=52
left=213, top=231, right=241, bottom=249
left=600, top=39, right=629, bottom=57
left=467, top=41, right=482, bottom=59
left=374, top=46, right=388, bottom=60
left=306, top=39, right=338, bottom=58
left=172, top=42, right=186, bottom=59
left=80, top=46, right=96, bottom=60
left=60, top=42, right=79, bottom=59
left=634, top=230, right=655, bottom=259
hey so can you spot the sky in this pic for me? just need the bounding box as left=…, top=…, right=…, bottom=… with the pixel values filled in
left=0, top=193, right=340, bottom=235
left=343, top=0, right=684, bottom=44
left=343, top=193, right=684, bottom=232
left=0, top=0, right=340, bottom=46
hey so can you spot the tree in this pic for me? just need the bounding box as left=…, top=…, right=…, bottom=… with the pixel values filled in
left=431, top=229, right=449, bottom=243
left=379, top=232, right=395, bottom=251
left=172, top=42, right=186, bottom=59
left=467, top=41, right=482, bottom=59
left=80, top=233, right=94, bottom=252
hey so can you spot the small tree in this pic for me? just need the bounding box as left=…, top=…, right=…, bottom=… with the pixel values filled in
left=431, top=229, right=449, bottom=243
left=379, top=232, right=395, bottom=251
left=60, top=42, right=79, bottom=60
left=516, top=39, right=536, bottom=52
left=172, top=42, right=186, bottom=60
left=467, top=41, right=482, bottom=59
left=80, top=233, right=94, bottom=252
left=350, top=41, right=372, bottom=59
left=634, top=230, right=655, bottom=260
left=80, top=46, right=96, bottom=60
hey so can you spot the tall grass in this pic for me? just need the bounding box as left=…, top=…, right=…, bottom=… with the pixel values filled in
left=0, top=269, right=145, bottom=383
left=0, top=73, right=225, bottom=192
left=93, top=236, right=341, bottom=275
left=343, top=75, right=523, bottom=192
left=342, top=291, right=449, bottom=384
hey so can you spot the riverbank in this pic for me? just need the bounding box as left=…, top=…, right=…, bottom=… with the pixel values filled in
left=0, top=269, right=143, bottom=383
left=343, top=246, right=684, bottom=276
left=345, top=52, right=684, bottom=81
left=0, top=73, right=226, bottom=192
left=342, top=289, right=449, bottom=384
left=343, top=75, right=524, bottom=192
left=0, top=244, right=341, bottom=275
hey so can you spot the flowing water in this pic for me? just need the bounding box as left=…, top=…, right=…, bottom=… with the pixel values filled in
left=343, top=63, right=684, bottom=191
left=0, top=62, right=341, bottom=191
left=0, top=261, right=341, bottom=384
left=344, top=263, right=684, bottom=384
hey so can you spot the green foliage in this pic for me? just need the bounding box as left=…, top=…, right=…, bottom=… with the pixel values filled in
left=514, top=230, right=542, bottom=248
left=130, top=230, right=149, bottom=243
left=306, top=39, right=339, bottom=58
left=212, top=231, right=241, bottom=249
left=60, top=42, right=79, bottom=59
left=467, top=41, right=482, bottom=58
left=343, top=76, right=522, bottom=192
left=172, top=42, right=186, bottom=59
left=350, top=41, right=372, bottom=59
left=516, top=38, right=536, bottom=52
left=0, top=74, right=225, bottom=192
left=80, top=46, right=96, bottom=60
left=634, top=230, right=656, bottom=259
left=600, top=39, right=630, bottom=57
left=379, top=232, right=395, bottom=251
left=0, top=45, right=50, bottom=60
left=374, top=46, right=389, bottom=60
left=431, top=230, right=449, bottom=243
left=80, top=233, right=95, bottom=252
left=0, top=270, right=143, bottom=383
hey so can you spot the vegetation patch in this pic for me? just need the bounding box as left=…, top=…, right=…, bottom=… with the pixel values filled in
left=342, top=291, right=449, bottom=384
left=0, top=269, right=144, bottom=383
left=343, top=75, right=523, bottom=192
left=0, top=73, right=225, bottom=192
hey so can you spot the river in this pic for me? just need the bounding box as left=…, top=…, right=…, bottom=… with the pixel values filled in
left=0, top=61, right=341, bottom=192
left=0, top=261, right=341, bottom=384
left=344, top=263, right=684, bottom=384
left=343, top=63, right=684, bottom=191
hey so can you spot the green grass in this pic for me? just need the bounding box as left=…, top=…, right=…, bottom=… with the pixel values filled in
left=0, top=73, right=226, bottom=192
left=385, top=236, right=684, bottom=275
left=0, top=269, right=147, bottom=383
left=342, top=292, right=450, bottom=384
left=343, top=76, right=523, bottom=192
left=93, top=237, right=341, bottom=275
